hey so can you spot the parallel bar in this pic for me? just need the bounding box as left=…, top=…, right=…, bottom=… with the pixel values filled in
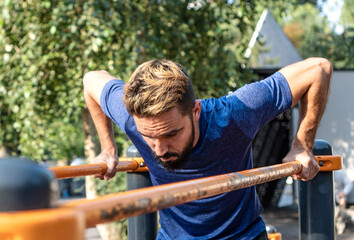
left=51, top=155, right=338, bottom=179
left=51, top=158, right=139, bottom=179
left=64, top=161, right=302, bottom=227
left=51, top=163, right=107, bottom=179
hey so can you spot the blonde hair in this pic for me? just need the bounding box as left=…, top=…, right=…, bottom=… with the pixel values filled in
left=123, top=59, right=195, bottom=117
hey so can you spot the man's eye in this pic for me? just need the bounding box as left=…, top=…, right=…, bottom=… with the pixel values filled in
left=167, top=133, right=177, bottom=137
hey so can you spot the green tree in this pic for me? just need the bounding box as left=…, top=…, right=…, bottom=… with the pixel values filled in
left=0, top=1, right=265, bottom=160
left=279, top=2, right=353, bottom=68
left=340, top=0, right=354, bottom=29
left=282, top=3, right=332, bottom=57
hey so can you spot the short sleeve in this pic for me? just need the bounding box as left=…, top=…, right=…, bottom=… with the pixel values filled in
left=226, top=72, right=292, bottom=138
left=100, top=79, right=131, bottom=132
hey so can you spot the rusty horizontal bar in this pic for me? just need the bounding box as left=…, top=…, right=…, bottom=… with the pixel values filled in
left=64, top=161, right=302, bottom=227
left=51, top=155, right=341, bottom=179
left=51, top=163, right=108, bottom=179
left=50, top=157, right=147, bottom=179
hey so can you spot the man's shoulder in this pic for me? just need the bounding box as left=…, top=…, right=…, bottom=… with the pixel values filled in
left=102, top=78, right=125, bottom=92
left=100, top=79, right=125, bottom=104
left=100, top=79, right=132, bottom=130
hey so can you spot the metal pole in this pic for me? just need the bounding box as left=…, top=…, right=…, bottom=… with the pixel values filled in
left=64, top=160, right=303, bottom=227
left=126, top=145, right=158, bottom=240
left=51, top=159, right=139, bottom=179
left=0, top=157, right=58, bottom=211
left=299, top=139, right=336, bottom=240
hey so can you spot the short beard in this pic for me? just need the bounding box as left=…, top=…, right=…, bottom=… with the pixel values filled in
left=152, top=117, right=195, bottom=171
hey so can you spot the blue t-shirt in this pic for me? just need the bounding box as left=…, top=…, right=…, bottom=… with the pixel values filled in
left=100, top=72, right=292, bottom=240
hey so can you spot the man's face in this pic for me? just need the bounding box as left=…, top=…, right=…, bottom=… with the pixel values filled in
left=133, top=104, right=200, bottom=171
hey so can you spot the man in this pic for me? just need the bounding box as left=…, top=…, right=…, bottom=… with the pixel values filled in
left=83, top=58, right=332, bottom=239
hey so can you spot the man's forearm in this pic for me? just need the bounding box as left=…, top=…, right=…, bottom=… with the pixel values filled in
left=84, top=88, right=117, bottom=154
left=281, top=58, right=332, bottom=180
left=82, top=70, right=119, bottom=179
left=294, top=60, right=332, bottom=150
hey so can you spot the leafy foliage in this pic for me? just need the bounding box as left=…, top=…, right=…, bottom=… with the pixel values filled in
left=340, top=0, right=354, bottom=29
left=283, top=4, right=332, bottom=54
left=0, top=0, right=263, bottom=161
left=282, top=2, right=354, bottom=68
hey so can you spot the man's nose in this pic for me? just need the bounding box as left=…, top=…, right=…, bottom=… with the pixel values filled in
left=154, top=139, right=168, bottom=157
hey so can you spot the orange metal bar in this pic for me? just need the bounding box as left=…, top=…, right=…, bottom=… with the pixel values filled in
left=268, top=233, right=282, bottom=240
left=64, top=161, right=302, bottom=227
left=128, top=157, right=149, bottom=172
left=51, top=163, right=108, bottom=179
left=315, top=155, right=342, bottom=171
left=51, top=157, right=144, bottom=179
left=0, top=208, right=85, bottom=240
left=51, top=155, right=340, bottom=179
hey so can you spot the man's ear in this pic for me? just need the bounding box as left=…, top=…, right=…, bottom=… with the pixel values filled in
left=193, top=100, right=201, bottom=122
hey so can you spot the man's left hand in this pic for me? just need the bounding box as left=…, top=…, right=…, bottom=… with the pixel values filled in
left=283, top=145, right=320, bottom=181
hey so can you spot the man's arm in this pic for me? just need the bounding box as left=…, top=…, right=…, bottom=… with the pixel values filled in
left=83, top=70, right=118, bottom=180
left=279, top=57, right=332, bottom=181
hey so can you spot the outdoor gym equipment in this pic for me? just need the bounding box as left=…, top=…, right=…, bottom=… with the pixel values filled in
left=0, top=140, right=342, bottom=240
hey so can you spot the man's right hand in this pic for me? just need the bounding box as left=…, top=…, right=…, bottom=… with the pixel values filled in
left=91, top=150, right=118, bottom=180
left=83, top=70, right=120, bottom=181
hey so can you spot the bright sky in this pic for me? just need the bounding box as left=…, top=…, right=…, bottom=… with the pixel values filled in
left=319, top=0, right=344, bottom=33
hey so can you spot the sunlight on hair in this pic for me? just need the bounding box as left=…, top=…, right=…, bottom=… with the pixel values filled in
left=123, top=59, right=196, bottom=117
